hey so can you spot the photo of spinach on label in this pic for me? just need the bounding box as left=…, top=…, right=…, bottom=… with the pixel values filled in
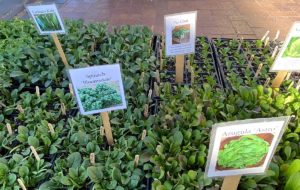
left=78, top=82, right=122, bottom=112
left=34, top=13, right=62, bottom=31
left=217, top=134, right=270, bottom=169
left=282, top=37, right=300, bottom=58
left=172, top=24, right=190, bottom=44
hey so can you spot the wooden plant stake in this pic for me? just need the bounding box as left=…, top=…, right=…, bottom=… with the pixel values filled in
left=30, top=146, right=40, bottom=161
left=221, top=175, right=241, bottom=190
left=51, top=33, right=69, bottom=68
left=100, top=126, right=105, bottom=136
left=264, top=77, right=271, bottom=87
left=273, top=30, right=280, bottom=41
left=48, top=123, right=55, bottom=134
left=148, top=89, right=153, bottom=102
left=254, top=63, right=263, bottom=78
left=246, top=55, right=254, bottom=69
left=143, top=104, right=149, bottom=118
left=271, top=71, right=288, bottom=88
left=90, top=153, right=95, bottom=165
left=286, top=72, right=292, bottom=80
left=191, top=67, right=195, bottom=85
left=296, top=79, right=300, bottom=90
left=17, top=178, right=27, bottom=190
left=271, top=46, right=279, bottom=59
left=161, top=32, right=165, bottom=50
left=159, top=49, right=163, bottom=70
left=35, top=86, right=40, bottom=98
left=154, top=82, right=160, bottom=97
left=6, top=123, right=13, bottom=136
left=69, top=83, right=74, bottom=96
left=134, top=155, right=140, bottom=167
left=261, top=31, right=270, bottom=42
left=175, top=55, right=185, bottom=83
left=61, top=102, right=66, bottom=116
left=17, top=104, right=24, bottom=114
left=264, top=37, right=270, bottom=47
left=141, top=129, right=147, bottom=140
left=101, top=112, right=114, bottom=146
left=156, top=70, right=160, bottom=83
left=270, top=45, right=287, bottom=88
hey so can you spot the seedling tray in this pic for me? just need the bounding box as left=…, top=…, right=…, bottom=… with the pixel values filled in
left=211, top=38, right=261, bottom=89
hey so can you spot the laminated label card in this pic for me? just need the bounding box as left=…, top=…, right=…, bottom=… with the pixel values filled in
left=26, top=4, right=65, bottom=35
left=68, top=64, right=127, bottom=115
left=271, top=22, right=300, bottom=71
left=206, top=117, right=290, bottom=178
left=164, top=11, right=197, bottom=56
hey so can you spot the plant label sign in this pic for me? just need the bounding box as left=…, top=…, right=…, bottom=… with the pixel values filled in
left=68, top=64, right=127, bottom=115
left=271, top=22, right=300, bottom=71
left=206, top=117, right=291, bottom=178
left=26, top=4, right=65, bottom=35
left=164, top=11, right=197, bottom=56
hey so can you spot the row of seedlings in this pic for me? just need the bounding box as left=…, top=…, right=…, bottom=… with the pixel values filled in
left=0, top=19, right=157, bottom=189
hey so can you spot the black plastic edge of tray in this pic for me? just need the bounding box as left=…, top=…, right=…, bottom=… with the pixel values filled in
left=204, top=37, right=224, bottom=89
left=210, top=38, right=230, bottom=89
left=211, top=38, right=261, bottom=89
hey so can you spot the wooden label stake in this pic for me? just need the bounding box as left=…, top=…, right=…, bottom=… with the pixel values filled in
left=254, top=63, right=263, bottom=78
left=264, top=37, right=270, bottom=47
left=30, top=146, right=40, bottom=161
left=69, top=83, right=74, bottom=96
left=175, top=55, right=185, bottom=83
left=148, top=89, right=153, bottom=102
left=17, top=104, right=24, bottom=114
left=90, top=153, right=95, bottom=165
left=191, top=67, right=195, bottom=85
left=159, top=49, right=163, bottom=69
left=264, top=77, right=271, bottom=87
left=134, top=155, right=140, bottom=167
left=261, top=31, right=270, bottom=42
left=141, top=129, right=147, bottom=140
left=246, top=55, right=254, bottom=69
left=273, top=30, right=280, bottom=41
left=143, top=104, right=149, bottom=118
left=35, top=86, right=40, bottom=98
left=271, top=71, right=288, bottom=88
left=17, top=179, right=27, bottom=190
left=61, top=102, right=66, bottom=116
left=221, top=175, right=241, bottom=190
left=48, top=123, right=55, bottom=134
left=156, top=70, right=160, bottom=83
left=271, top=46, right=279, bottom=59
left=51, top=33, right=69, bottom=68
left=154, top=82, right=160, bottom=96
left=101, top=112, right=114, bottom=146
left=296, top=79, right=300, bottom=90
left=6, top=123, right=13, bottom=135
left=100, top=126, right=105, bottom=136
left=286, top=72, right=292, bottom=80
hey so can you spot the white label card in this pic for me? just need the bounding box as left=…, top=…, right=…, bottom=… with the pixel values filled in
left=205, top=117, right=290, bottom=178
left=164, top=11, right=197, bottom=56
left=26, top=4, right=65, bottom=35
left=271, top=22, right=300, bottom=71
left=68, top=64, right=127, bottom=115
